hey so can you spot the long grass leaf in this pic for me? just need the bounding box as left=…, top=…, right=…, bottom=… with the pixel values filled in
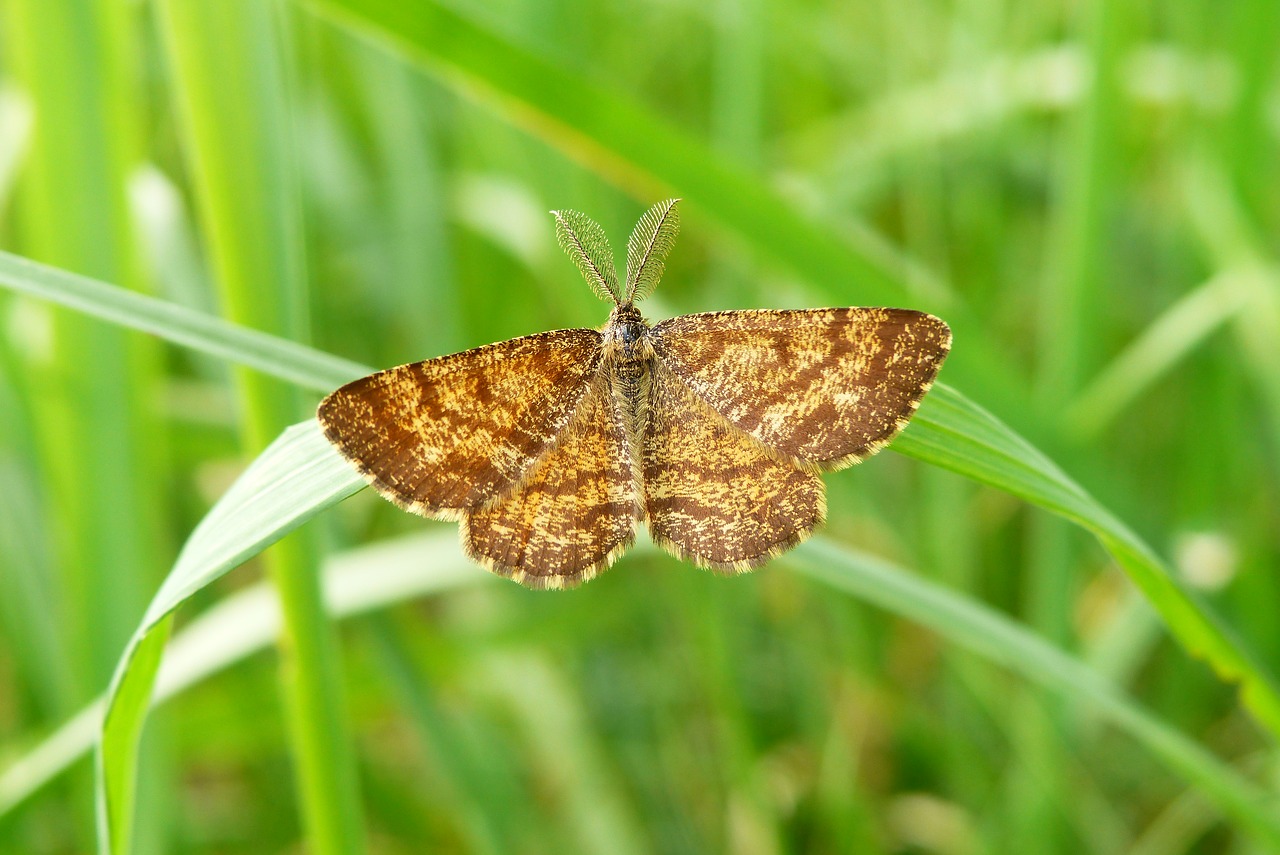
left=782, top=541, right=1280, bottom=848
left=896, top=385, right=1280, bottom=739
left=95, top=422, right=364, bottom=853
left=0, top=250, right=367, bottom=392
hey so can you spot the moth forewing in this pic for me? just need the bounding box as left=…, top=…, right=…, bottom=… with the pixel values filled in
left=625, top=198, right=681, bottom=303
left=552, top=209, right=622, bottom=304
left=650, top=308, right=951, bottom=470
left=316, top=328, right=605, bottom=519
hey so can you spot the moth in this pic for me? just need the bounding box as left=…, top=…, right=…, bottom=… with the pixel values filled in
left=318, top=199, right=950, bottom=589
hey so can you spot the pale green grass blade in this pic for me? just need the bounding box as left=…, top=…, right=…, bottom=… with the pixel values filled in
left=0, top=250, right=368, bottom=392
left=1067, top=270, right=1251, bottom=438
left=781, top=540, right=1280, bottom=849
left=3, top=531, right=476, bottom=817
left=95, top=421, right=364, bottom=854
left=9, top=518, right=1277, bottom=846
left=153, top=1, right=365, bottom=844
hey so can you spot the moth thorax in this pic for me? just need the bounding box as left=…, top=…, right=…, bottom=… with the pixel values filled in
left=606, top=304, right=653, bottom=365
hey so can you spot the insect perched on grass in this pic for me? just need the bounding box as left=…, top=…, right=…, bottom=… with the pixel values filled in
left=318, top=199, right=950, bottom=589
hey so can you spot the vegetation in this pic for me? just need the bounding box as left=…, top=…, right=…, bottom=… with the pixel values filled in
left=0, top=0, right=1277, bottom=853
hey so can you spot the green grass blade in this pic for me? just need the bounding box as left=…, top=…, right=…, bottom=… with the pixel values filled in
left=95, top=422, right=365, bottom=854
left=781, top=540, right=1280, bottom=849
left=155, top=3, right=367, bottom=850
left=896, top=385, right=1280, bottom=739
left=0, top=250, right=368, bottom=392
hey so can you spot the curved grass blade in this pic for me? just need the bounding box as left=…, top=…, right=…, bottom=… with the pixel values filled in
left=625, top=197, right=680, bottom=303
left=95, top=421, right=364, bottom=854
left=895, top=385, right=1280, bottom=739
left=781, top=540, right=1280, bottom=849
left=0, top=249, right=367, bottom=392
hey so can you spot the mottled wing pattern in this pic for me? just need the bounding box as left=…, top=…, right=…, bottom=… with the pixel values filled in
left=317, top=329, right=603, bottom=518
left=642, top=362, right=825, bottom=570
left=651, top=308, right=950, bottom=469
left=462, top=377, right=638, bottom=588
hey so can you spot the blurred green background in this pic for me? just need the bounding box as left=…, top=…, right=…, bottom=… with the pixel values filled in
left=1, top=0, right=1279, bottom=852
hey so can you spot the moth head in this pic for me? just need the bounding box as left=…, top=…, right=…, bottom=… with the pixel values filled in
left=552, top=199, right=681, bottom=307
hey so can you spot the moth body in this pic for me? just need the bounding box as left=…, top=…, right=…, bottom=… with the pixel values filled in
left=603, top=303, right=655, bottom=412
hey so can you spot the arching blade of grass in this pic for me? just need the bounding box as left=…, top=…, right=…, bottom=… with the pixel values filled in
left=96, top=422, right=364, bottom=854
left=2, top=251, right=1278, bottom=841
left=895, top=386, right=1280, bottom=739
left=0, top=250, right=365, bottom=393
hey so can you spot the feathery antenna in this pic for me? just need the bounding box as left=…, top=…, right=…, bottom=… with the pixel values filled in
left=625, top=198, right=681, bottom=303
left=552, top=209, right=622, bottom=304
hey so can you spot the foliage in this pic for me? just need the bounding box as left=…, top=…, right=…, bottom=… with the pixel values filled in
left=1, top=0, right=1278, bottom=853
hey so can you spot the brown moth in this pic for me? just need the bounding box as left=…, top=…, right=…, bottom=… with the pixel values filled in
left=318, top=199, right=950, bottom=589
